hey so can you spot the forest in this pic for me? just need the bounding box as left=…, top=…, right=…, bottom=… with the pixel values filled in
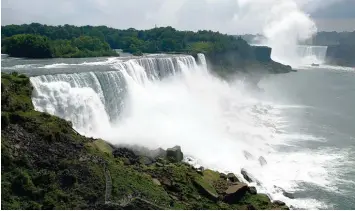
left=1, top=23, right=253, bottom=60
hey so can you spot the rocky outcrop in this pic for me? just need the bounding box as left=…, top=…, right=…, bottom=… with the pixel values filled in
left=112, top=147, right=140, bottom=165
left=223, top=183, right=249, bottom=203
left=166, top=145, right=184, bottom=162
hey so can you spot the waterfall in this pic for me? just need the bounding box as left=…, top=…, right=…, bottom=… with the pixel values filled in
left=297, top=45, right=328, bottom=64
left=197, top=53, right=208, bottom=70
left=30, top=54, right=199, bottom=136
left=28, top=52, right=331, bottom=209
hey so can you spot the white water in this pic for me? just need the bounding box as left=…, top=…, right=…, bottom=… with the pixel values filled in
left=29, top=54, right=338, bottom=209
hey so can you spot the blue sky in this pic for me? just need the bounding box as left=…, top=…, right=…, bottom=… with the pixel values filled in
left=1, top=0, right=354, bottom=33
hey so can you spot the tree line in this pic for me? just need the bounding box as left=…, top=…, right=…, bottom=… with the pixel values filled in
left=1, top=34, right=117, bottom=58
left=1, top=23, right=255, bottom=60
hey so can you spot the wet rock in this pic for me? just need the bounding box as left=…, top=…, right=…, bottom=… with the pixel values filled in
left=226, top=173, right=239, bottom=183
left=258, top=156, right=267, bottom=166
left=274, top=185, right=295, bottom=199
left=241, top=168, right=253, bottom=183
left=248, top=186, right=257, bottom=194
left=273, top=200, right=286, bottom=206
left=113, top=148, right=140, bottom=164
left=166, top=146, right=183, bottom=162
left=283, top=191, right=295, bottom=199
left=223, top=183, right=249, bottom=204
left=152, top=147, right=167, bottom=158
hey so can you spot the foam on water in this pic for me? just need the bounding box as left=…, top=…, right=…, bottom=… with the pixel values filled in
left=30, top=54, right=343, bottom=209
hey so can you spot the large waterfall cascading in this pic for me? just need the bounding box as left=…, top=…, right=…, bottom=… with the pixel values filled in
left=297, top=45, right=328, bottom=64
left=30, top=55, right=199, bottom=136
left=29, top=53, right=331, bottom=209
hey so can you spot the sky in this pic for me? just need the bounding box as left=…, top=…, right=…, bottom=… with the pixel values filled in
left=1, top=0, right=354, bottom=34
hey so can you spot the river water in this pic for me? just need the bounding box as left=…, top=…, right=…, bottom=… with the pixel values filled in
left=1, top=54, right=355, bottom=209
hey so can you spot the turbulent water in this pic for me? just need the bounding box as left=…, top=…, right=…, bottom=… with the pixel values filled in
left=2, top=54, right=355, bottom=209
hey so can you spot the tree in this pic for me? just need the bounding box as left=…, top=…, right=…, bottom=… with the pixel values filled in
left=3, top=34, right=53, bottom=58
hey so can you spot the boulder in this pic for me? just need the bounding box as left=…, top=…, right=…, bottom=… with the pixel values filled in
left=113, top=148, right=140, bottom=164
left=241, top=168, right=253, bottom=183
left=274, top=185, right=295, bottom=199
left=283, top=191, right=295, bottom=199
left=152, top=178, right=161, bottom=186
left=273, top=200, right=286, bottom=206
left=223, top=183, right=249, bottom=204
left=226, top=173, right=239, bottom=183
left=166, top=146, right=183, bottom=162
left=248, top=186, right=257, bottom=194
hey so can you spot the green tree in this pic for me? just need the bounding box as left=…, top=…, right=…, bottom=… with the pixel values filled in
left=2, top=34, right=53, bottom=58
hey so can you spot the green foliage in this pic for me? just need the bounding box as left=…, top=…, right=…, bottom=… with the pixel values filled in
left=1, top=23, right=251, bottom=58
left=2, top=33, right=117, bottom=58
left=2, top=34, right=52, bottom=58
left=1, top=72, right=33, bottom=112
left=1, top=23, right=293, bottom=73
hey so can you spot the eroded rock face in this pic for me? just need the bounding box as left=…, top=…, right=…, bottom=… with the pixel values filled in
left=223, top=183, right=249, bottom=204
left=166, top=145, right=183, bottom=162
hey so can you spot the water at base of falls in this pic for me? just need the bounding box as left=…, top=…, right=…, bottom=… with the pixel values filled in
left=29, top=54, right=336, bottom=209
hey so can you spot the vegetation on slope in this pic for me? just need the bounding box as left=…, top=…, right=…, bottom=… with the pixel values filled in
left=1, top=72, right=289, bottom=210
